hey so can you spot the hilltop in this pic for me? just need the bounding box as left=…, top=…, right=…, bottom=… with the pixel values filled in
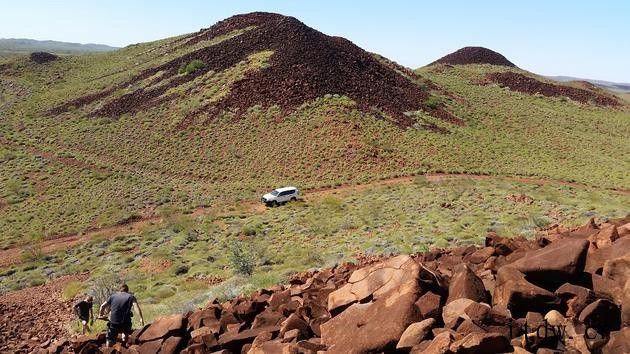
left=429, top=46, right=516, bottom=67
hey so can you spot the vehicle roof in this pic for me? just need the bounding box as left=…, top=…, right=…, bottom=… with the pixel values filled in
left=275, top=186, right=297, bottom=192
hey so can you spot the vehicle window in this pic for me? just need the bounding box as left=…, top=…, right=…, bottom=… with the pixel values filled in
left=271, top=190, right=279, bottom=196
left=280, top=190, right=291, bottom=196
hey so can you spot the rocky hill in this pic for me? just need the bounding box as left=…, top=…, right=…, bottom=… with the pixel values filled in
left=31, top=216, right=629, bottom=354
left=430, top=46, right=517, bottom=67
left=51, top=12, right=459, bottom=128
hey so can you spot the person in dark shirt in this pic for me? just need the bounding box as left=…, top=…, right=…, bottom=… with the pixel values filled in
left=73, top=296, right=94, bottom=334
left=99, top=284, right=145, bottom=347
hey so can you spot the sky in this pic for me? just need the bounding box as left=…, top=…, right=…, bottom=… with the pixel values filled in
left=1, top=0, right=629, bottom=82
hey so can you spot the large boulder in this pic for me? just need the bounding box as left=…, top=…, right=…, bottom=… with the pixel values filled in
left=446, top=264, right=487, bottom=304
left=578, top=299, right=621, bottom=333
left=442, top=298, right=476, bottom=325
left=602, top=327, right=629, bottom=354
left=554, top=283, right=595, bottom=318
left=493, top=267, right=559, bottom=317
left=321, top=257, right=421, bottom=354
left=327, top=255, right=419, bottom=313
left=510, top=238, right=589, bottom=288
left=414, top=331, right=454, bottom=354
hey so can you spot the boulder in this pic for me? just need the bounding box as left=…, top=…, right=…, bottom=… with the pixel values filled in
left=578, top=299, right=621, bottom=333
left=468, top=247, right=495, bottom=264
left=554, top=283, right=595, bottom=318
left=138, top=339, right=163, bottom=354
left=190, top=327, right=218, bottom=347
left=446, top=264, right=487, bottom=304
left=327, top=255, right=420, bottom=313
left=415, top=291, right=442, bottom=319
left=442, top=298, right=476, bottom=325
left=602, top=254, right=630, bottom=284
left=321, top=267, right=421, bottom=354
left=159, top=336, right=182, bottom=354
left=510, top=238, right=589, bottom=288
left=589, top=224, right=619, bottom=248
left=493, top=267, right=559, bottom=317
left=585, top=237, right=630, bottom=274
left=601, top=327, right=629, bottom=354
left=414, top=331, right=453, bottom=354
left=396, top=318, right=436, bottom=350
left=139, top=314, right=185, bottom=342
left=279, top=314, right=308, bottom=338
left=449, top=332, right=511, bottom=353
left=217, top=326, right=280, bottom=351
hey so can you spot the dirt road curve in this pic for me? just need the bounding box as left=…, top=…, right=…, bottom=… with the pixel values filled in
left=0, top=173, right=627, bottom=268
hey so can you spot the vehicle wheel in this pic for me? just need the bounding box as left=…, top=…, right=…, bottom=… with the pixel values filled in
left=290, top=197, right=297, bottom=202
left=272, top=201, right=279, bottom=207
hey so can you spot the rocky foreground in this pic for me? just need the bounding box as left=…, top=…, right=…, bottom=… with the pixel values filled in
left=39, top=216, right=629, bottom=353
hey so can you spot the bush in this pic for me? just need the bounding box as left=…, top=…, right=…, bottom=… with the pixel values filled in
left=424, top=96, right=441, bottom=109
left=178, top=60, right=206, bottom=75
left=228, top=240, right=256, bottom=276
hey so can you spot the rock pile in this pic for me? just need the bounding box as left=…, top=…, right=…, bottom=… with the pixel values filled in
left=41, top=216, right=630, bottom=353
left=430, top=47, right=516, bottom=67
left=30, top=52, right=58, bottom=64
left=486, top=72, right=622, bottom=107
left=0, top=274, right=89, bottom=353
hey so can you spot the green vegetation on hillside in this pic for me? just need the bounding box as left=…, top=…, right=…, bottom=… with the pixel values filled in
left=1, top=178, right=626, bottom=323
left=0, top=24, right=628, bottom=250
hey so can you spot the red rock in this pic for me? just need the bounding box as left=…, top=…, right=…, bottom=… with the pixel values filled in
left=554, top=283, right=595, bottom=318
left=468, top=247, right=495, bottom=264
left=188, top=307, right=220, bottom=330
left=446, top=264, right=487, bottom=304
left=602, top=254, right=630, bottom=284
left=578, top=299, right=621, bottom=333
left=190, top=327, right=218, bottom=347
left=139, top=314, right=184, bottom=342
left=493, top=266, right=559, bottom=317
left=415, top=331, right=453, bottom=354
left=321, top=270, right=421, bottom=354
left=601, top=327, right=629, bottom=354
left=159, top=336, right=183, bottom=354
left=449, top=332, right=510, bottom=353
left=415, top=291, right=442, bottom=319
left=138, top=339, right=163, bottom=354
left=217, top=326, right=280, bottom=351
left=396, top=318, right=436, bottom=350
left=510, top=238, right=589, bottom=288
left=442, top=298, right=476, bottom=325
left=279, top=314, right=308, bottom=338
left=327, top=255, right=419, bottom=313
left=464, top=302, right=491, bottom=324
left=252, top=309, right=285, bottom=329
left=296, top=338, right=326, bottom=353
left=585, top=237, right=630, bottom=274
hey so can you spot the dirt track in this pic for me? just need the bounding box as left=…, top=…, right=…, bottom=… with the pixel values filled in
left=0, top=173, right=627, bottom=268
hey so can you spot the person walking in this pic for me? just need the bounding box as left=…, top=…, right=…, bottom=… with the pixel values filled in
left=73, top=296, right=94, bottom=335
left=99, top=284, right=145, bottom=347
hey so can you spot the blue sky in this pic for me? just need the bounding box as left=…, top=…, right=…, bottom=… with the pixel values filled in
left=1, top=0, right=628, bottom=81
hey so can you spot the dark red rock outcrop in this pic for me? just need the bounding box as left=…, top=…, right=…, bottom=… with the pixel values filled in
left=430, top=46, right=516, bottom=67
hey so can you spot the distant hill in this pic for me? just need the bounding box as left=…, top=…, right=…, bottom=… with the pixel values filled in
left=429, top=46, right=516, bottom=67
left=0, top=38, right=118, bottom=55
left=548, top=76, right=630, bottom=93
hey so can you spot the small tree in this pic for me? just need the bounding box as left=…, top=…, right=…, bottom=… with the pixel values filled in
left=228, top=240, right=256, bottom=276
left=178, top=60, right=206, bottom=75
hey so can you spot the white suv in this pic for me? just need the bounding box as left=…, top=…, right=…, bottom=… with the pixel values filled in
left=261, top=186, right=299, bottom=206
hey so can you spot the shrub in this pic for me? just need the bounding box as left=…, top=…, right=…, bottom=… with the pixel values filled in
left=424, top=96, right=441, bottom=109
left=178, top=60, right=206, bottom=75
left=173, top=264, right=189, bottom=276
left=228, top=240, right=256, bottom=276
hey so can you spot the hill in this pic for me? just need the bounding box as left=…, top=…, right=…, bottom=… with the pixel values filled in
left=429, top=46, right=516, bottom=67
left=548, top=75, right=630, bottom=94
left=0, top=38, right=118, bottom=55
left=0, top=11, right=628, bottom=250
